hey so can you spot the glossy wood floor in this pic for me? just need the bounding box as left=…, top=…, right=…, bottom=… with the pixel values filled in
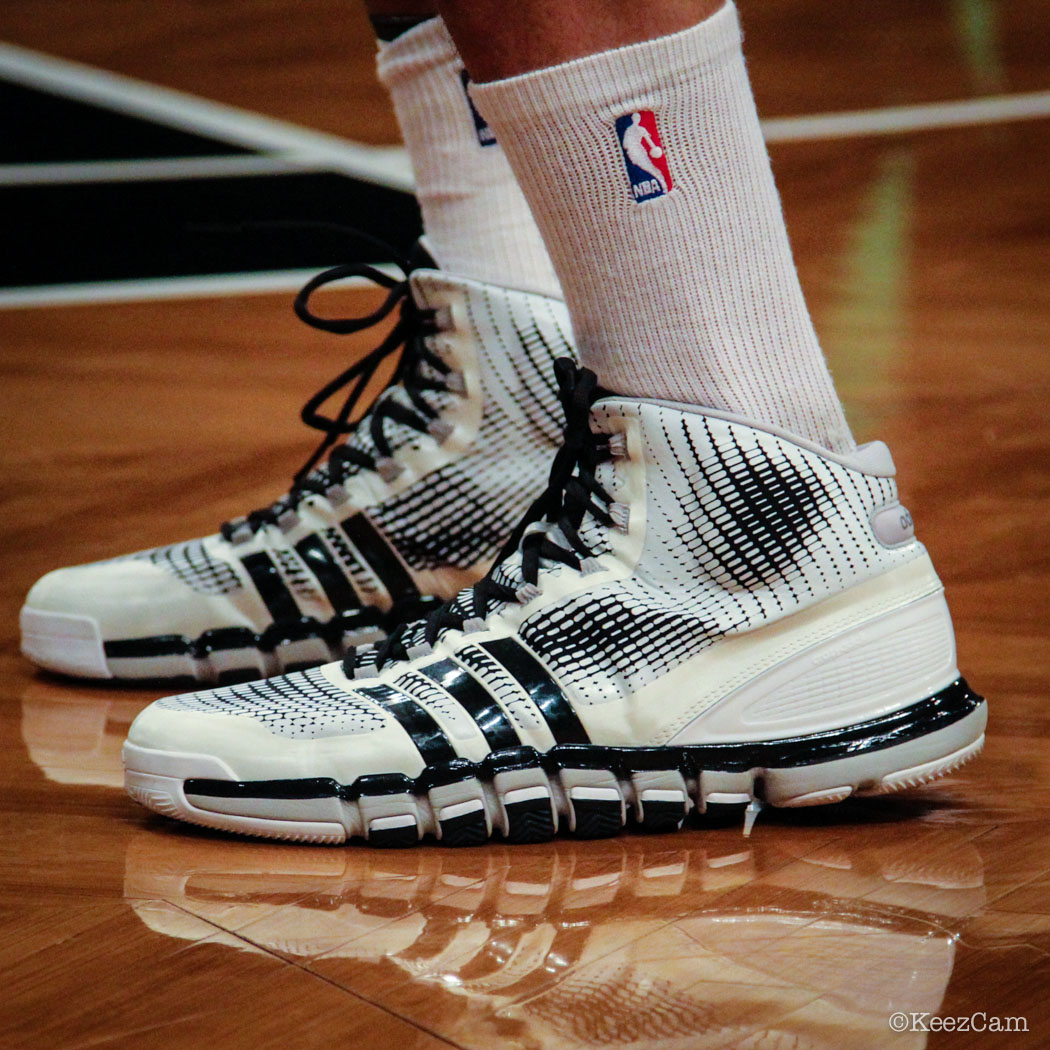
left=3, top=3, right=1050, bottom=1048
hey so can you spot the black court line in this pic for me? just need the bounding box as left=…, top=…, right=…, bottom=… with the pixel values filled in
left=1, top=172, right=421, bottom=287
left=0, top=79, right=421, bottom=289
left=1, top=80, right=251, bottom=164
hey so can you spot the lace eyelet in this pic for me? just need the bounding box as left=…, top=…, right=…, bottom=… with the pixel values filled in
left=325, top=483, right=349, bottom=507
left=431, top=305, right=455, bottom=332
left=607, top=433, right=628, bottom=459
left=376, top=457, right=404, bottom=483
left=226, top=518, right=253, bottom=545
left=609, top=502, right=631, bottom=532
left=276, top=508, right=300, bottom=533
left=515, top=582, right=542, bottom=604
left=427, top=419, right=454, bottom=443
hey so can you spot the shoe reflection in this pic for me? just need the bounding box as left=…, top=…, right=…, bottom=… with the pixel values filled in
left=21, top=677, right=150, bottom=788
left=124, top=829, right=984, bottom=1049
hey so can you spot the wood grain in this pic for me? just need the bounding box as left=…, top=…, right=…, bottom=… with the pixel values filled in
left=2, top=2, right=1050, bottom=1047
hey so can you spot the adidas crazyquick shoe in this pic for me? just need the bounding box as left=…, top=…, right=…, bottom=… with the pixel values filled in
left=21, top=244, right=575, bottom=683
left=123, top=361, right=987, bottom=844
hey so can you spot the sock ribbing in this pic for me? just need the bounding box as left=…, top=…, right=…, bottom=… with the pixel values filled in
left=468, top=3, right=854, bottom=453
left=377, top=18, right=561, bottom=298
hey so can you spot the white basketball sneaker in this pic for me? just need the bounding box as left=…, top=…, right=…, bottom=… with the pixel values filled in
left=123, top=361, right=986, bottom=844
left=21, top=246, right=575, bottom=683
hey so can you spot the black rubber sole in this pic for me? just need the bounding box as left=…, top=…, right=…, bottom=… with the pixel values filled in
left=98, top=596, right=445, bottom=684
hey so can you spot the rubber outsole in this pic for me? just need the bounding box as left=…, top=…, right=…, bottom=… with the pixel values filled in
left=123, top=682, right=988, bottom=847
left=20, top=598, right=443, bottom=684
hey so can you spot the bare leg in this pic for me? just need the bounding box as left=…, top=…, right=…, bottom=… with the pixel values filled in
left=438, top=0, right=722, bottom=82
left=363, top=0, right=437, bottom=40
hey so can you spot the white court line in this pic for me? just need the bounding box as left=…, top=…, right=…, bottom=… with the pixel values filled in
left=5, top=84, right=1044, bottom=189
left=0, top=41, right=414, bottom=191
left=2, top=38, right=1048, bottom=190
left=0, top=268, right=402, bottom=309
left=3, top=41, right=1049, bottom=309
left=0, top=154, right=324, bottom=186
left=762, top=89, right=1050, bottom=142
left=3, top=38, right=1048, bottom=163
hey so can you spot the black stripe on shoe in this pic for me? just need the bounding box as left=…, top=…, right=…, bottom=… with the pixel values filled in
left=479, top=637, right=590, bottom=745
left=295, top=534, right=360, bottom=612
left=356, top=683, right=457, bottom=765
left=240, top=552, right=300, bottom=622
left=418, top=658, right=522, bottom=751
left=340, top=513, right=420, bottom=603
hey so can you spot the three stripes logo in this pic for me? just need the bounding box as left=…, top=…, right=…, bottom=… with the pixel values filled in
left=241, top=513, right=419, bottom=625
left=361, top=637, right=589, bottom=766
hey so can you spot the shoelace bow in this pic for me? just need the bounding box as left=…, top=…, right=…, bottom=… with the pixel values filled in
left=221, top=237, right=450, bottom=541
left=357, top=359, right=615, bottom=676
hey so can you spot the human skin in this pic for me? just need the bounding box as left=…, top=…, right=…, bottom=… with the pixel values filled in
left=365, top=0, right=724, bottom=81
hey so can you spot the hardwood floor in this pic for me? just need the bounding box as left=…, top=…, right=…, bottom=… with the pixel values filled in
left=2, top=2, right=1049, bottom=1047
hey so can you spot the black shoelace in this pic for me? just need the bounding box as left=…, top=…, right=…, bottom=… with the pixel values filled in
left=220, top=237, right=451, bottom=541
left=356, top=359, right=614, bottom=675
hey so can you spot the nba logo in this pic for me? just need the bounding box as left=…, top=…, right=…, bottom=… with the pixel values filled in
left=615, top=111, right=673, bottom=202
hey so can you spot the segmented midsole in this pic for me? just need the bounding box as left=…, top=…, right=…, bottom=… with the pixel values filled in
left=180, top=677, right=982, bottom=805
left=102, top=597, right=446, bottom=663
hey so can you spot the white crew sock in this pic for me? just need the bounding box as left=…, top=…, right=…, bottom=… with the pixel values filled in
left=376, top=17, right=561, bottom=298
left=469, top=2, right=854, bottom=453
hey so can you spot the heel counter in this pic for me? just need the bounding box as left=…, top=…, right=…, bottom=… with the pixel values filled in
left=672, top=585, right=959, bottom=744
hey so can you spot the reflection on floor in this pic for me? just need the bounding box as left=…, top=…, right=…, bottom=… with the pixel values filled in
left=123, top=826, right=982, bottom=1050
left=21, top=678, right=140, bottom=788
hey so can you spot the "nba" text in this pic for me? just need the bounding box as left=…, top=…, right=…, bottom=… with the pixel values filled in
left=632, top=180, right=664, bottom=200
